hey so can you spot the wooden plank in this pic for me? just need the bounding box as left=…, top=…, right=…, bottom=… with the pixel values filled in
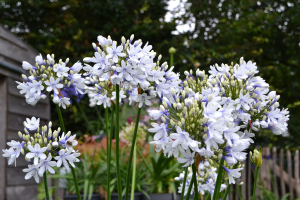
left=7, top=77, right=49, bottom=104
left=6, top=167, right=38, bottom=186
left=280, top=149, right=286, bottom=196
left=7, top=112, right=48, bottom=131
left=287, top=150, right=294, bottom=199
left=0, top=77, right=7, bottom=200
left=295, top=150, right=300, bottom=198
left=248, top=157, right=251, bottom=200
left=269, top=159, right=300, bottom=197
left=7, top=94, right=50, bottom=118
left=6, top=185, right=38, bottom=200
left=6, top=130, right=21, bottom=141
left=272, top=147, right=279, bottom=199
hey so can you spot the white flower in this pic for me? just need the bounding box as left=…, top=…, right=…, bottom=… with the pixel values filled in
left=70, top=61, right=83, bottom=73
left=177, top=148, right=195, bottom=167
left=97, top=35, right=107, bottom=46
left=37, top=155, right=56, bottom=176
left=170, top=127, right=191, bottom=149
left=24, top=117, right=40, bottom=131
left=136, top=93, right=152, bottom=108
left=53, top=63, right=70, bottom=77
left=55, top=149, right=80, bottom=171
left=148, top=123, right=168, bottom=141
left=35, top=54, right=45, bottom=65
left=106, top=41, right=126, bottom=63
left=22, top=61, right=33, bottom=70
left=26, top=144, right=47, bottom=165
left=29, top=80, right=44, bottom=94
left=111, top=90, right=126, bottom=102
left=59, top=97, right=71, bottom=109
left=45, top=77, right=63, bottom=94
left=223, top=167, right=243, bottom=184
left=2, top=148, right=19, bottom=166
left=23, top=164, right=40, bottom=183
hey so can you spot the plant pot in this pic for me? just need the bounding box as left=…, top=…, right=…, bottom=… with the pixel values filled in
left=64, top=194, right=104, bottom=200
left=111, top=192, right=144, bottom=200
left=143, top=193, right=173, bottom=200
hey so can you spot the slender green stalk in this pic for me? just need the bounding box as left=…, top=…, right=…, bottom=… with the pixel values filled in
left=205, top=193, right=211, bottom=200
left=170, top=53, right=174, bottom=68
left=180, top=167, right=188, bottom=200
left=43, top=172, right=50, bottom=200
left=124, top=107, right=142, bottom=200
left=56, top=104, right=81, bottom=200
left=192, top=162, right=199, bottom=200
left=212, top=158, right=225, bottom=200
left=115, top=85, right=122, bottom=200
left=222, top=184, right=231, bottom=200
left=185, top=175, right=194, bottom=200
left=252, top=166, right=260, bottom=200
left=105, top=108, right=111, bottom=200
left=130, top=142, right=137, bottom=200
left=56, top=104, right=66, bottom=134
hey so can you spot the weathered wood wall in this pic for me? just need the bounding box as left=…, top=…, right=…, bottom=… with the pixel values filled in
left=0, top=24, right=51, bottom=200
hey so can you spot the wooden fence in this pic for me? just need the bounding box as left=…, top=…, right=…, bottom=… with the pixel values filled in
left=228, top=147, right=300, bottom=200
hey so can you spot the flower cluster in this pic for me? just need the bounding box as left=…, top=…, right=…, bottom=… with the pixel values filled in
left=16, top=54, right=86, bottom=107
left=175, top=160, right=227, bottom=196
left=83, top=34, right=181, bottom=108
left=148, top=58, right=289, bottom=184
left=2, top=117, right=80, bottom=183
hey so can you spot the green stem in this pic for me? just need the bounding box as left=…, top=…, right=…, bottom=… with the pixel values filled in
left=185, top=174, right=194, bottom=200
left=71, top=166, right=81, bottom=200
left=170, top=53, right=174, bottom=68
left=212, top=158, right=225, bottom=200
left=124, top=107, right=142, bottom=200
left=115, top=85, right=122, bottom=200
left=252, top=166, right=260, bottom=200
left=222, top=184, right=231, bottom=200
left=43, top=172, right=50, bottom=200
left=130, top=142, right=137, bottom=200
left=205, top=193, right=211, bottom=200
left=56, top=104, right=66, bottom=134
left=180, top=167, right=188, bottom=200
left=192, top=163, right=199, bottom=200
left=56, top=104, right=81, bottom=200
left=105, top=108, right=111, bottom=200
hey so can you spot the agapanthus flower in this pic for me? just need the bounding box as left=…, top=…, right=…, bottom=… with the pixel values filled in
left=16, top=54, right=86, bottom=108
left=84, top=34, right=181, bottom=108
left=149, top=57, right=289, bottom=185
left=1, top=117, right=80, bottom=183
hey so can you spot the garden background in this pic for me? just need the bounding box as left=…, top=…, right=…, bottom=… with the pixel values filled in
left=0, top=0, right=300, bottom=199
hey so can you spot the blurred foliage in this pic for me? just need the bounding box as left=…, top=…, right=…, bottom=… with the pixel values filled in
left=1, top=0, right=300, bottom=147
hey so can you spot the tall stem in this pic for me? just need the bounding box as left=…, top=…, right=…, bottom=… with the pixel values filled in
left=170, top=53, right=174, bottom=68
left=43, top=172, right=50, bottom=200
left=180, top=167, right=188, bottom=200
left=105, top=108, right=111, bottom=200
left=130, top=142, right=137, bottom=200
left=56, top=104, right=81, bottom=200
left=115, top=85, right=122, bottom=200
left=222, top=184, right=231, bottom=200
left=212, top=158, right=224, bottom=200
left=185, top=174, right=194, bottom=200
left=124, top=107, right=142, bottom=200
left=252, top=166, right=260, bottom=200
left=192, top=162, right=199, bottom=200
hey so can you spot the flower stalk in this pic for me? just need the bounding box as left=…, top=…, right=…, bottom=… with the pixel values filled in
left=192, top=162, right=199, bottom=200
left=56, top=104, right=81, bottom=200
left=251, top=147, right=262, bottom=200
left=43, top=172, right=50, bottom=200
left=125, top=107, right=142, bottom=200
left=180, top=167, right=188, bottom=200
left=105, top=108, right=111, bottom=200
left=212, top=158, right=224, bottom=200
left=115, top=85, right=122, bottom=200
left=130, top=142, right=137, bottom=200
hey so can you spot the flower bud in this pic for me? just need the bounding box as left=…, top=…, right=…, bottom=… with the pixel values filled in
left=66, top=131, right=71, bottom=138
left=169, top=47, right=176, bottom=54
